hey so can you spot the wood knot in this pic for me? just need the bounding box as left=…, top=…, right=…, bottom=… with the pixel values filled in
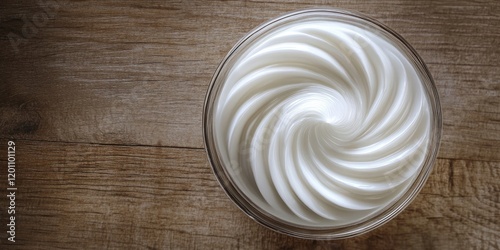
left=0, top=101, right=41, bottom=135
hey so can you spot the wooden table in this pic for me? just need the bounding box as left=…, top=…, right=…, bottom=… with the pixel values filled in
left=1, top=0, right=499, bottom=249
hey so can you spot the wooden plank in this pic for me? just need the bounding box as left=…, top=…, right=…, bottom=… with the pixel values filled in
left=1, top=0, right=499, bottom=161
left=0, top=140, right=497, bottom=249
left=0, top=0, right=499, bottom=248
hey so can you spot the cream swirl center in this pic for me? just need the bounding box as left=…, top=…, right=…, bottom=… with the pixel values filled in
left=212, top=20, right=431, bottom=226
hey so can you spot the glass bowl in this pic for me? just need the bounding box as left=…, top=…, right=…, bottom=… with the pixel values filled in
left=203, top=9, right=442, bottom=239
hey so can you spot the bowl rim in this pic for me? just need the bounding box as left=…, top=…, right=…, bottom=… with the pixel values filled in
left=202, top=8, right=442, bottom=240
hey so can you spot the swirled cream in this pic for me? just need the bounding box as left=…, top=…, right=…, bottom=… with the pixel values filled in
left=212, top=19, right=431, bottom=227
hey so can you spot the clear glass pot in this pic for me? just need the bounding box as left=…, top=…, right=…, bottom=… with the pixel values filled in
left=203, top=8, right=442, bottom=239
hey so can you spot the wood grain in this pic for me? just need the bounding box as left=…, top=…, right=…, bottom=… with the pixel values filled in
left=0, top=140, right=498, bottom=249
left=0, top=0, right=499, bottom=249
left=1, top=0, right=499, bottom=159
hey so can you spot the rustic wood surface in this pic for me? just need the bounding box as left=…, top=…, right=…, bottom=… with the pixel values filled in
left=0, top=0, right=499, bottom=249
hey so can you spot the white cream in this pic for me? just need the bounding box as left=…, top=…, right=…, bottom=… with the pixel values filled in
left=213, top=20, right=431, bottom=227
